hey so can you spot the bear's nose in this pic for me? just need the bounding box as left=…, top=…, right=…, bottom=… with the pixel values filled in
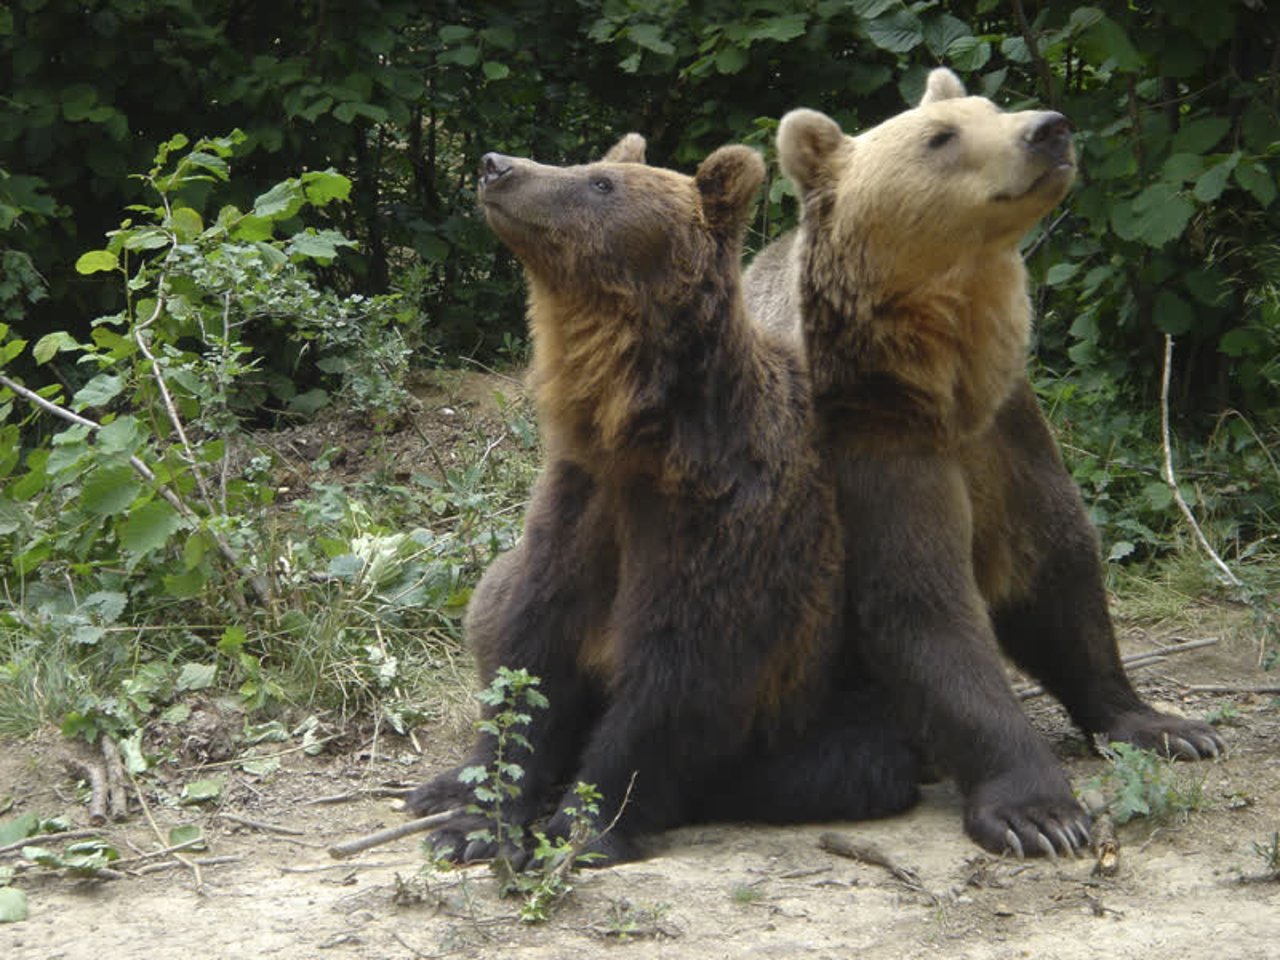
left=1025, top=112, right=1073, bottom=161
left=479, top=153, right=514, bottom=187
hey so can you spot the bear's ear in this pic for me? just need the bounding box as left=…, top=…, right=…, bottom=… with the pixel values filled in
left=776, top=109, right=846, bottom=197
left=694, top=145, right=765, bottom=238
left=919, top=68, right=966, bottom=105
left=601, top=133, right=646, bottom=164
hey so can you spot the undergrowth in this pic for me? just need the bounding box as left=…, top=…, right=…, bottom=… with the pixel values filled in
left=0, top=134, right=536, bottom=757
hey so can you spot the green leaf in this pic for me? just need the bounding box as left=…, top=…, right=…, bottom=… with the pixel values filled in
left=231, top=214, right=274, bottom=242
left=253, top=180, right=305, bottom=220
left=1045, top=262, right=1079, bottom=286
left=75, top=250, right=118, bottom=274
left=1172, top=117, right=1231, bottom=155
left=1078, top=14, right=1142, bottom=72
left=1110, top=183, right=1193, bottom=247
left=32, top=331, right=80, bottom=364
left=482, top=61, right=510, bottom=81
left=924, top=14, right=971, bottom=58
left=176, top=662, right=216, bottom=692
left=286, top=228, right=356, bottom=262
left=181, top=778, right=223, bottom=804
left=72, top=373, right=124, bottom=409
left=81, top=465, right=142, bottom=516
left=168, top=824, right=207, bottom=851
left=167, top=207, right=203, bottom=242
left=1161, top=153, right=1206, bottom=183
left=439, top=24, right=472, bottom=43
left=162, top=567, right=206, bottom=598
left=865, top=10, right=923, bottom=54
left=0, top=886, right=27, bottom=923
left=1234, top=161, right=1276, bottom=208
left=749, top=14, right=807, bottom=43
left=0, top=812, right=39, bottom=846
left=217, top=625, right=248, bottom=656
left=627, top=23, right=674, bottom=55
left=947, top=36, right=991, bottom=72
left=1193, top=152, right=1240, bottom=203
left=240, top=756, right=281, bottom=777
left=118, top=500, right=183, bottom=555
left=1219, top=327, right=1263, bottom=357
left=1154, top=290, right=1193, bottom=335
left=715, top=45, right=748, bottom=74
left=850, top=0, right=898, bottom=17
left=96, top=415, right=143, bottom=455
left=300, top=170, right=351, bottom=206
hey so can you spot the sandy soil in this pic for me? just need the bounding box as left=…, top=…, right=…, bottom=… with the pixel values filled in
left=3, top=611, right=1277, bottom=960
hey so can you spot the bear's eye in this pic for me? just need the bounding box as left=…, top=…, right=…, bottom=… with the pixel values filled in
left=926, top=128, right=958, bottom=150
left=591, top=176, right=614, bottom=194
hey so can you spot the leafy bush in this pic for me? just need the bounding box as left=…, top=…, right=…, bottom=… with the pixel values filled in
left=0, top=135, right=531, bottom=744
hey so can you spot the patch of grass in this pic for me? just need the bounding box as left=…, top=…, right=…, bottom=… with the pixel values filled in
left=1252, top=831, right=1280, bottom=880
left=730, top=883, right=765, bottom=905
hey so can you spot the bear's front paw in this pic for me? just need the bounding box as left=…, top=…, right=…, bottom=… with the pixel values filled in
left=404, top=767, right=473, bottom=816
left=964, top=771, right=1091, bottom=859
left=422, top=813, right=524, bottom=865
left=538, top=809, right=642, bottom=868
left=1104, top=709, right=1225, bottom=761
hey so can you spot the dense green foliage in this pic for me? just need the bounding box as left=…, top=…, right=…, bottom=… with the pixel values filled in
left=0, top=2, right=1276, bottom=739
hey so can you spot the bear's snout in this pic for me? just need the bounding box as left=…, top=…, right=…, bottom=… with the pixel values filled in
left=479, top=153, right=514, bottom=188
left=1024, top=113, right=1073, bottom=164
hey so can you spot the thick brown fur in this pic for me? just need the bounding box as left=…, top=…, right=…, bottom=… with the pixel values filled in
left=744, top=69, right=1223, bottom=859
left=406, top=139, right=918, bottom=864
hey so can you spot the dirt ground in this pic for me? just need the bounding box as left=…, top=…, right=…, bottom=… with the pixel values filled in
left=2, top=372, right=1278, bottom=959
left=3, top=605, right=1276, bottom=959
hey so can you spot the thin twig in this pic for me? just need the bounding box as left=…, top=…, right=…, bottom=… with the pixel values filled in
left=1161, top=334, right=1242, bottom=587
left=217, top=812, right=305, bottom=836
left=0, top=829, right=104, bottom=857
left=279, top=860, right=412, bottom=874
left=328, top=808, right=465, bottom=859
left=818, top=831, right=933, bottom=899
left=112, top=837, right=207, bottom=867
left=305, top=786, right=416, bottom=805
left=1011, top=0, right=1057, bottom=108
left=1183, top=683, right=1280, bottom=695
left=175, top=734, right=340, bottom=772
left=128, top=771, right=204, bottom=894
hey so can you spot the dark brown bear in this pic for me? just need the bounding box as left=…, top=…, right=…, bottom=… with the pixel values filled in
left=405, top=137, right=919, bottom=864
left=744, top=68, right=1223, bottom=859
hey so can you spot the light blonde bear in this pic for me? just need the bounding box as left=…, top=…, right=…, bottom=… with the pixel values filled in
left=745, top=69, right=1224, bottom=860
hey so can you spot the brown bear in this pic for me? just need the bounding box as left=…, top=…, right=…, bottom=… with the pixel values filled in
left=744, top=68, right=1224, bottom=859
left=405, top=136, right=919, bottom=864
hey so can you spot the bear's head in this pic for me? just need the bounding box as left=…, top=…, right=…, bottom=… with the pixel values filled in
left=478, top=136, right=764, bottom=309
left=479, top=137, right=767, bottom=455
left=778, top=68, right=1075, bottom=290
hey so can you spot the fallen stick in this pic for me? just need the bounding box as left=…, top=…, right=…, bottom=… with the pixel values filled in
left=327, top=808, right=462, bottom=860
left=1081, top=789, right=1119, bottom=877
left=305, top=786, right=416, bottom=805
left=100, top=737, right=130, bottom=821
left=1183, top=683, right=1280, bottom=695
left=1015, top=637, right=1219, bottom=700
left=818, top=831, right=927, bottom=893
left=112, top=837, right=207, bottom=868
left=0, top=829, right=104, bottom=857
left=63, top=758, right=109, bottom=826
left=218, top=812, right=306, bottom=836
